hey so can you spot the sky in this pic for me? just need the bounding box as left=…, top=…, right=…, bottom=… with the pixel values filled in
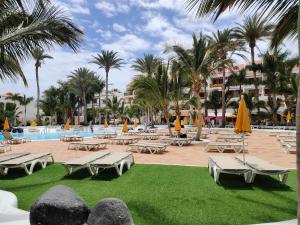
left=1, top=0, right=298, bottom=98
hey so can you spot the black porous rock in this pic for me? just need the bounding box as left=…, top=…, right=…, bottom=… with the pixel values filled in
left=87, top=198, right=134, bottom=225
left=30, top=185, right=90, bottom=225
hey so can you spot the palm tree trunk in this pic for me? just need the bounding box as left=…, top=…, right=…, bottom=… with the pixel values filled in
left=272, top=93, right=277, bottom=125
left=35, top=65, right=40, bottom=121
left=164, top=107, right=173, bottom=137
left=82, top=92, right=87, bottom=125
left=251, top=47, right=260, bottom=115
left=105, top=71, right=109, bottom=101
left=195, top=95, right=203, bottom=141
left=24, top=105, right=27, bottom=126
left=221, top=68, right=226, bottom=127
left=204, top=83, right=208, bottom=116
left=98, top=92, right=101, bottom=124
left=296, top=4, right=300, bottom=221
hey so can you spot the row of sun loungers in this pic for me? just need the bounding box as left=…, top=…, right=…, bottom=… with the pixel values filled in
left=273, top=133, right=296, bottom=154
left=0, top=144, right=11, bottom=153
left=109, top=137, right=139, bottom=145
left=1, top=131, right=31, bottom=145
left=60, top=135, right=84, bottom=142
left=63, top=151, right=134, bottom=176
left=0, top=153, right=54, bottom=175
left=215, top=135, right=243, bottom=142
left=68, top=141, right=108, bottom=151
left=163, top=137, right=193, bottom=146
left=208, top=156, right=289, bottom=184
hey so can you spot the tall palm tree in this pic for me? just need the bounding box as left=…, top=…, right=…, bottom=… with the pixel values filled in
left=131, top=54, right=161, bottom=77
left=171, top=33, right=214, bottom=140
left=132, top=63, right=173, bottom=136
left=31, top=48, right=53, bottom=121
left=91, top=50, right=124, bottom=101
left=5, top=92, right=22, bottom=126
left=235, top=15, right=273, bottom=113
left=210, top=29, right=244, bottom=127
left=19, top=95, right=34, bottom=125
left=68, top=68, right=98, bottom=125
left=0, top=0, right=83, bottom=85
left=226, top=69, right=249, bottom=96
left=103, top=96, right=124, bottom=125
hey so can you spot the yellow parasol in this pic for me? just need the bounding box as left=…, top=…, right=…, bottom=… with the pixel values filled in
left=31, top=121, right=37, bottom=127
left=235, top=95, right=252, bottom=163
left=104, top=118, right=109, bottom=128
left=183, top=117, right=188, bottom=125
left=193, top=116, right=199, bottom=127
left=287, top=111, right=292, bottom=123
left=122, top=119, right=128, bottom=133
left=3, top=117, right=9, bottom=130
left=134, top=120, right=138, bottom=128
left=64, top=118, right=70, bottom=130
left=175, top=116, right=181, bottom=132
left=201, top=114, right=205, bottom=127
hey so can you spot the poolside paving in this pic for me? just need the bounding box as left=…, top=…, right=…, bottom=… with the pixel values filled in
left=1, top=130, right=296, bottom=168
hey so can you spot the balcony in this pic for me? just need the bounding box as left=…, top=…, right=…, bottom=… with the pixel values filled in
left=210, top=84, right=224, bottom=88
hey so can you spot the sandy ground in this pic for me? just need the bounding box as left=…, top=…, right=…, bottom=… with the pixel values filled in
left=1, top=130, right=296, bottom=168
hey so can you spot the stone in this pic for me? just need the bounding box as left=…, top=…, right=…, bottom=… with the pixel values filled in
left=30, top=185, right=90, bottom=225
left=87, top=198, right=134, bottom=225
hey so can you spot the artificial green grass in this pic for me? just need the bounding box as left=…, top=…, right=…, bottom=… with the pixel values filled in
left=0, top=164, right=297, bottom=225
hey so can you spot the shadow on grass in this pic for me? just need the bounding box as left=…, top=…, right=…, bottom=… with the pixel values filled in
left=128, top=200, right=184, bottom=225
left=0, top=163, right=48, bottom=180
left=63, top=169, right=91, bottom=180
left=216, top=174, right=292, bottom=191
left=91, top=167, right=128, bottom=181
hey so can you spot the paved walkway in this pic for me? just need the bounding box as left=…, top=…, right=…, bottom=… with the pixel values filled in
left=253, top=219, right=296, bottom=225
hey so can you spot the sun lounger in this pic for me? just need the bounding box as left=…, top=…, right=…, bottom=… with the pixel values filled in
left=279, top=138, right=296, bottom=147
left=216, top=135, right=243, bottom=142
left=235, top=156, right=289, bottom=184
left=139, top=133, right=159, bottom=140
left=283, top=143, right=296, bottom=154
left=0, top=153, right=54, bottom=175
left=90, top=152, right=134, bottom=176
left=208, top=156, right=252, bottom=183
left=1, top=131, right=31, bottom=144
left=0, top=153, right=30, bottom=163
left=144, top=129, right=157, bottom=133
left=63, top=151, right=110, bottom=175
left=276, top=133, right=296, bottom=141
left=206, top=142, right=247, bottom=153
left=94, top=133, right=117, bottom=139
left=127, top=142, right=168, bottom=154
left=60, top=135, right=83, bottom=142
left=110, top=136, right=139, bottom=145
left=186, top=132, right=208, bottom=139
left=0, top=144, right=12, bottom=153
left=68, top=141, right=108, bottom=151
left=163, top=137, right=193, bottom=146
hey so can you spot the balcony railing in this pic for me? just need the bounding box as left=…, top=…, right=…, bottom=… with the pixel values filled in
left=210, top=84, right=224, bottom=88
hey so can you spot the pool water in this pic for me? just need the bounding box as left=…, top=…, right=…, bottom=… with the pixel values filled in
left=0, top=131, right=96, bottom=141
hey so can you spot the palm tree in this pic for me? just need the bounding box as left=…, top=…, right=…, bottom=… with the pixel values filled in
left=170, top=33, right=214, bottom=140
left=19, top=95, right=34, bottom=125
left=103, top=96, right=124, bottom=125
left=0, top=0, right=83, bottom=85
left=92, top=77, right=105, bottom=123
left=235, top=15, right=273, bottom=113
left=132, top=63, right=173, bottom=136
left=210, top=29, right=244, bottom=127
left=226, top=69, right=249, bottom=96
left=40, top=86, right=60, bottom=125
left=31, top=48, right=53, bottom=121
left=91, top=50, right=124, bottom=101
left=205, top=90, right=222, bottom=117
left=131, top=54, right=161, bottom=77
left=68, top=68, right=98, bottom=125
left=5, top=93, right=22, bottom=126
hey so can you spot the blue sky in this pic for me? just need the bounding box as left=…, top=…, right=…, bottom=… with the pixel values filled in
left=1, top=0, right=297, bottom=98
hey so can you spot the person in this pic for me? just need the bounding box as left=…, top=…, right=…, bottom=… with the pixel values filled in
left=89, top=121, right=94, bottom=133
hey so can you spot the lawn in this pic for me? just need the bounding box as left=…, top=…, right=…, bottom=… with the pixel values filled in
left=0, top=164, right=297, bottom=225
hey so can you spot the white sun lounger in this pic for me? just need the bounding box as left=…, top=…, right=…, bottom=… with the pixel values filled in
left=206, top=142, right=247, bottom=153
left=0, top=153, right=30, bottom=163
left=163, top=138, right=193, bottom=146
left=94, top=133, right=117, bottom=139
left=110, top=136, right=139, bottom=145
left=68, top=141, right=107, bottom=151
left=235, top=156, right=289, bottom=184
left=63, top=151, right=110, bottom=175
left=127, top=142, right=168, bottom=154
left=0, top=153, right=54, bottom=175
left=208, top=156, right=252, bottom=183
left=216, top=135, right=243, bottom=142
left=284, top=143, right=296, bottom=154
left=0, top=144, right=12, bottom=153
left=60, top=135, right=83, bottom=142
left=90, top=152, right=134, bottom=176
left=139, top=133, right=160, bottom=140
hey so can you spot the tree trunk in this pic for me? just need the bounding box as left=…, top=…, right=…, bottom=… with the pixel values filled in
left=24, top=105, right=27, bottom=126
left=92, top=98, right=95, bottom=124
left=98, top=92, right=101, bottom=124
left=35, top=65, right=40, bottom=121
left=82, top=92, right=87, bottom=125
left=297, top=2, right=300, bottom=222
left=272, top=93, right=278, bottom=125
left=164, top=107, right=173, bottom=137
left=251, top=46, right=260, bottom=115
left=105, top=70, right=109, bottom=121
left=221, top=68, right=226, bottom=127
left=204, top=83, right=208, bottom=116
left=195, top=94, right=203, bottom=141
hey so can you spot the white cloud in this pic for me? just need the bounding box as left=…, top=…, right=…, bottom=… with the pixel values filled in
left=113, top=23, right=127, bottom=32
left=95, top=1, right=130, bottom=17
left=54, top=0, right=90, bottom=15
left=101, top=34, right=151, bottom=60
left=130, top=0, right=184, bottom=12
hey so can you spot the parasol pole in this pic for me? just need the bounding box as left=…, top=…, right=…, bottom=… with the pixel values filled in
left=242, top=132, right=245, bottom=164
